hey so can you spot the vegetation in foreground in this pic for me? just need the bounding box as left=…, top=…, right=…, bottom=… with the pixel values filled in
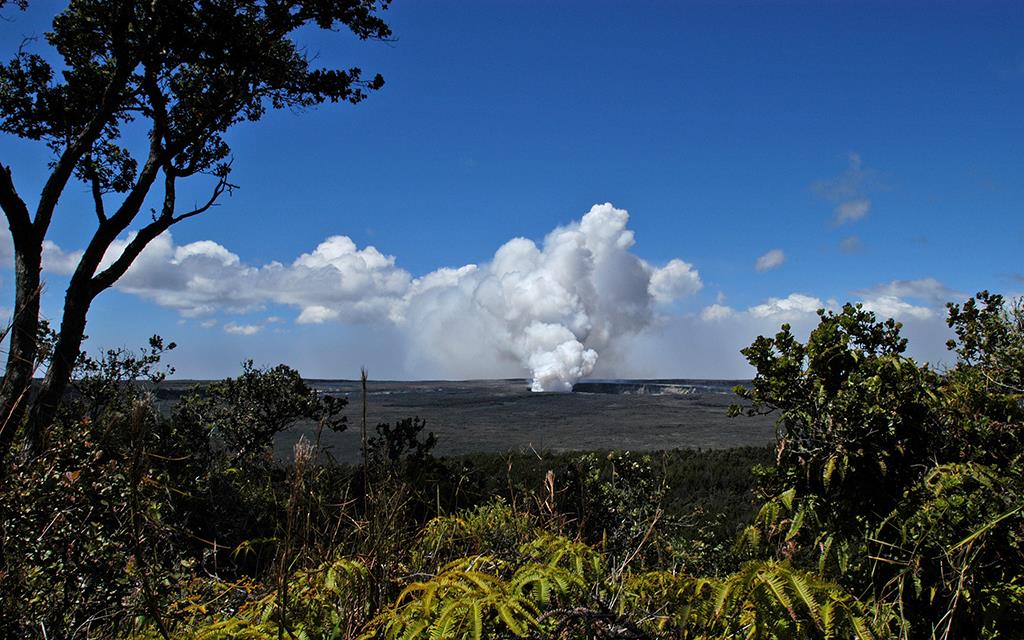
left=1, top=291, right=1022, bottom=639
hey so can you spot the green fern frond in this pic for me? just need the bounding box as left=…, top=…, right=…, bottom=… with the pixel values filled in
left=786, top=570, right=821, bottom=627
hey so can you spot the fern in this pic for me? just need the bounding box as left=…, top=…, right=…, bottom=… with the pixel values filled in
left=365, top=538, right=593, bottom=640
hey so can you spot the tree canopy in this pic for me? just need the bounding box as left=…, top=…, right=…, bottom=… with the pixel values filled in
left=0, top=0, right=392, bottom=460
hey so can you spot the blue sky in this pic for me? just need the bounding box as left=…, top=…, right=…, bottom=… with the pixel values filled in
left=2, top=1, right=1022, bottom=385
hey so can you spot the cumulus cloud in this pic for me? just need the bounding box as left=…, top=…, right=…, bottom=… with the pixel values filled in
left=25, top=203, right=701, bottom=392
left=711, top=294, right=824, bottom=324
left=847, top=278, right=968, bottom=323
left=649, top=258, right=702, bottom=302
left=224, top=322, right=261, bottom=336
left=754, top=249, right=785, bottom=272
left=667, top=283, right=956, bottom=376
left=709, top=279, right=958, bottom=326
left=749, top=293, right=825, bottom=321
left=813, top=152, right=880, bottom=226
left=42, top=241, right=84, bottom=275
left=5, top=202, right=960, bottom=387
left=296, top=305, right=340, bottom=324
left=700, top=303, right=735, bottom=321
left=859, top=296, right=934, bottom=320
left=100, top=231, right=412, bottom=321
left=621, top=283, right=954, bottom=379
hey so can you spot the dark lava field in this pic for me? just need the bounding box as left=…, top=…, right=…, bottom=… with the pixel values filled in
left=158, top=379, right=776, bottom=464
left=276, top=376, right=770, bottom=460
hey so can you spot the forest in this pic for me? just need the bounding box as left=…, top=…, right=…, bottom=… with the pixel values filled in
left=1, top=291, right=1022, bottom=639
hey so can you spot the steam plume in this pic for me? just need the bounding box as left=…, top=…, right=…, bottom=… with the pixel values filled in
left=398, top=203, right=702, bottom=391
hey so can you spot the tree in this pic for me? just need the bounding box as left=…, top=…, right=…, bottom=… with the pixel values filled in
left=733, top=304, right=938, bottom=526
left=733, top=298, right=1024, bottom=636
left=0, top=0, right=391, bottom=463
left=174, top=360, right=347, bottom=462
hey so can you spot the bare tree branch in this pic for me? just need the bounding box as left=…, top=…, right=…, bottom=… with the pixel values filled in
left=172, top=175, right=234, bottom=224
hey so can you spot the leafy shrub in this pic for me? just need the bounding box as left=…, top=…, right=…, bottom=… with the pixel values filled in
left=0, top=401, right=192, bottom=638
left=5, top=291, right=1022, bottom=639
left=871, top=462, right=1024, bottom=638
left=174, top=360, right=347, bottom=464
left=563, top=451, right=667, bottom=562
left=624, top=559, right=888, bottom=639
left=733, top=304, right=940, bottom=534
left=732, top=293, right=1024, bottom=636
left=411, top=497, right=539, bottom=570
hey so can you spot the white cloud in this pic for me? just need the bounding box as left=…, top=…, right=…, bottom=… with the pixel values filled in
left=700, top=303, right=735, bottom=321
left=649, top=258, right=703, bottom=302
left=754, top=249, right=785, bottom=272
left=173, top=241, right=240, bottom=266
left=859, top=296, right=934, bottom=320
left=2, top=206, right=960, bottom=387
left=617, top=284, right=954, bottom=379
left=856, top=278, right=965, bottom=307
left=42, top=240, right=84, bottom=275
left=296, top=305, right=340, bottom=324
left=224, top=322, right=261, bottom=336
left=748, top=293, right=824, bottom=321
left=1, top=233, right=87, bottom=274
left=400, top=203, right=703, bottom=390
left=101, top=232, right=412, bottom=322
left=852, top=278, right=967, bottom=323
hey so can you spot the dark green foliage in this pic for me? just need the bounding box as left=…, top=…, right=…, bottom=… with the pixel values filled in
left=3, top=290, right=1023, bottom=638
left=430, top=447, right=770, bottom=578
left=66, top=335, right=176, bottom=420
left=733, top=304, right=939, bottom=529
left=172, top=362, right=349, bottom=577
left=872, top=463, right=1024, bottom=637
left=366, top=416, right=437, bottom=478
left=0, top=390, right=192, bottom=637
left=561, top=451, right=666, bottom=565
left=939, top=291, right=1024, bottom=466
left=175, top=360, right=347, bottom=463
left=411, top=498, right=541, bottom=571
left=1, top=0, right=390, bottom=170
left=733, top=293, right=1024, bottom=638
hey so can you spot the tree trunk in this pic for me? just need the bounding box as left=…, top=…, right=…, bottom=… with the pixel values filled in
left=0, top=246, right=42, bottom=465
left=26, top=282, right=93, bottom=454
